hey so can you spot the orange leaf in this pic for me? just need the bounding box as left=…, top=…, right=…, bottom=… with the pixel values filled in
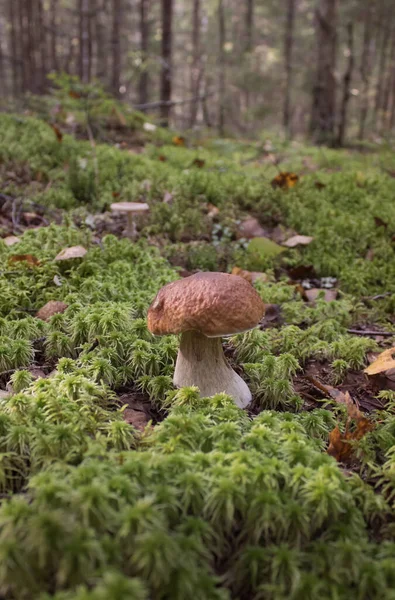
left=364, top=347, right=395, bottom=375
left=69, top=90, right=81, bottom=99
left=9, top=254, right=40, bottom=266
left=172, top=136, right=185, bottom=147
left=158, top=155, right=167, bottom=162
left=271, top=172, right=299, bottom=189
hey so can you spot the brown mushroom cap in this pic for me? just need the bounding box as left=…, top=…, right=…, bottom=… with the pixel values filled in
left=147, top=272, right=265, bottom=338
left=110, top=202, right=149, bottom=213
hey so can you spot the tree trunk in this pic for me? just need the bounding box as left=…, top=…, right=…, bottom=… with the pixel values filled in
left=189, top=0, right=201, bottom=127
left=218, top=0, right=226, bottom=135
left=78, top=0, right=91, bottom=84
left=358, top=2, right=373, bottom=140
left=111, top=0, right=121, bottom=97
left=18, top=0, right=28, bottom=92
left=49, top=0, right=58, bottom=72
left=283, top=0, right=295, bottom=136
left=0, top=18, right=5, bottom=97
left=374, top=16, right=391, bottom=127
left=95, top=0, right=107, bottom=81
left=160, top=0, right=173, bottom=126
left=310, top=0, right=338, bottom=145
left=381, top=29, right=395, bottom=131
left=337, top=22, right=354, bottom=147
left=139, top=0, right=150, bottom=106
left=37, top=0, right=48, bottom=92
left=9, top=0, right=20, bottom=96
left=245, top=0, right=253, bottom=53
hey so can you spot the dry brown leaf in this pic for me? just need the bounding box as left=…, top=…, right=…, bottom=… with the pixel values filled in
left=50, top=123, right=63, bottom=142
left=327, top=390, right=374, bottom=462
left=36, top=301, right=68, bottom=322
left=271, top=172, right=299, bottom=189
left=231, top=266, right=253, bottom=283
left=364, top=347, right=395, bottom=375
left=55, top=246, right=87, bottom=261
left=9, top=254, right=40, bottom=266
left=304, top=288, right=338, bottom=303
left=238, top=217, right=268, bottom=239
left=158, top=155, right=167, bottom=162
left=192, top=158, right=205, bottom=168
left=282, top=235, right=314, bottom=248
left=3, top=236, right=20, bottom=247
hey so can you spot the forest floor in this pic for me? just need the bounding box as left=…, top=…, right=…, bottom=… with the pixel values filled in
left=1, top=91, right=395, bottom=599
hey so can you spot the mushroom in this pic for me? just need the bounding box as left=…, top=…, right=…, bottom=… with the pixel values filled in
left=110, top=202, right=149, bottom=239
left=147, top=272, right=265, bottom=408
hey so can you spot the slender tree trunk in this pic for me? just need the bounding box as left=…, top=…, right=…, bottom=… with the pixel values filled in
left=245, top=0, right=253, bottom=53
left=78, top=0, right=91, bottom=83
left=18, top=0, right=28, bottom=92
left=0, top=18, right=5, bottom=97
left=374, top=16, right=391, bottom=126
left=337, top=22, right=354, bottom=147
left=358, top=2, right=373, bottom=140
left=9, top=0, right=20, bottom=96
left=111, top=0, right=121, bottom=97
left=218, top=0, right=226, bottom=135
left=139, top=0, right=150, bottom=106
left=189, top=0, right=201, bottom=127
left=49, top=0, right=58, bottom=72
left=37, top=0, right=48, bottom=92
left=160, top=0, right=173, bottom=126
left=381, top=29, right=395, bottom=131
left=283, top=0, right=295, bottom=137
left=95, top=0, right=107, bottom=81
left=310, top=0, right=338, bottom=145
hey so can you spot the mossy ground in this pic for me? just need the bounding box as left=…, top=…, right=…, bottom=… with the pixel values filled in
left=1, top=91, right=395, bottom=599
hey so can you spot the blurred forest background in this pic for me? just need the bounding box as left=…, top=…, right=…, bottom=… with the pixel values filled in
left=0, top=0, right=394, bottom=145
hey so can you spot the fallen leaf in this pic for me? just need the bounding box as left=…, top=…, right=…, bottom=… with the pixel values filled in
left=238, top=217, right=268, bottom=239
left=247, top=237, right=286, bottom=260
left=23, top=212, right=41, bottom=225
left=231, top=266, right=267, bottom=284
left=326, top=389, right=374, bottom=462
left=55, top=246, right=87, bottom=261
left=9, top=254, right=40, bottom=266
left=192, top=158, right=205, bottom=168
left=112, top=192, right=120, bottom=198
left=36, top=301, right=68, bottom=322
left=271, top=172, right=299, bottom=189
left=3, top=236, right=20, bottom=247
left=207, top=203, right=219, bottom=218
left=364, top=347, right=395, bottom=375
left=173, top=136, right=185, bottom=146
left=158, top=155, right=167, bottom=162
left=304, top=288, right=338, bottom=303
left=50, top=123, right=63, bottom=142
left=231, top=266, right=253, bottom=283
left=163, top=191, right=174, bottom=204
left=282, top=235, right=314, bottom=248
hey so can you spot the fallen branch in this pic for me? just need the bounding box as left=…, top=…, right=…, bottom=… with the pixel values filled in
left=347, top=329, right=394, bottom=337
left=133, top=93, right=215, bottom=111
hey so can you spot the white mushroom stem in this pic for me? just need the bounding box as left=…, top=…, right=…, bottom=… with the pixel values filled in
left=173, top=330, right=252, bottom=409
left=126, top=213, right=137, bottom=239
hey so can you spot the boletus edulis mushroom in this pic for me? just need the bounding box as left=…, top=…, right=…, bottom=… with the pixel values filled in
left=147, top=272, right=265, bottom=408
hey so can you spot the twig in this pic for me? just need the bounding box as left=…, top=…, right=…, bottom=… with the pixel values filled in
left=133, top=93, right=215, bottom=111
left=363, top=292, right=394, bottom=301
left=347, top=329, right=394, bottom=337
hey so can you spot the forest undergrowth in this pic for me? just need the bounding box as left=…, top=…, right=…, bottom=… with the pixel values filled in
left=2, top=85, right=395, bottom=599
